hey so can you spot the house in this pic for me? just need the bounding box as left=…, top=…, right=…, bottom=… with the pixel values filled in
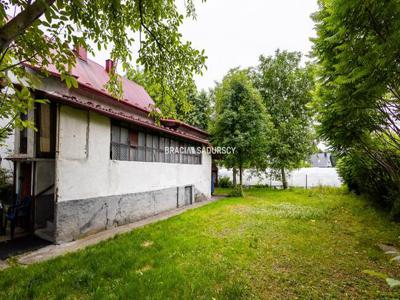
left=309, top=152, right=333, bottom=168
left=6, top=47, right=212, bottom=244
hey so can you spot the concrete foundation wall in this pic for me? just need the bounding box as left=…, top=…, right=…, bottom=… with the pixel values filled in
left=55, top=105, right=211, bottom=242
left=55, top=186, right=193, bottom=243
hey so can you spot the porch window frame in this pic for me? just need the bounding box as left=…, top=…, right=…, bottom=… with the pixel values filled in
left=35, top=101, right=57, bottom=159
left=19, top=112, right=28, bottom=154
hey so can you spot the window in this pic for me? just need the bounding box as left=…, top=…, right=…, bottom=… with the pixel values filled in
left=159, top=137, right=165, bottom=163
left=145, top=133, right=152, bottom=162
left=36, top=102, right=56, bottom=158
left=110, top=123, right=202, bottom=164
left=129, top=130, right=138, bottom=161
left=111, top=125, right=129, bottom=160
left=152, top=135, right=159, bottom=162
left=138, top=132, right=145, bottom=161
left=164, top=138, right=170, bottom=163
left=19, top=113, right=28, bottom=154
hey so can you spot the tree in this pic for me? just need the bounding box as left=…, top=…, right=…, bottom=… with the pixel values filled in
left=210, top=69, right=271, bottom=189
left=312, top=0, right=400, bottom=156
left=182, top=89, right=212, bottom=130
left=128, top=68, right=212, bottom=130
left=252, top=50, right=315, bottom=189
left=0, top=0, right=206, bottom=141
left=312, top=0, right=400, bottom=213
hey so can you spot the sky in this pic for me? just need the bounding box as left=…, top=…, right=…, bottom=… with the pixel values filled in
left=88, top=0, right=319, bottom=91
left=178, top=0, right=319, bottom=90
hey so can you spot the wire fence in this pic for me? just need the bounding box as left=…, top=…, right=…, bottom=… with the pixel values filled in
left=218, top=167, right=342, bottom=188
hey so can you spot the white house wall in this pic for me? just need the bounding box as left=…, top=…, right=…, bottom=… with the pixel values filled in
left=55, top=105, right=211, bottom=243
left=0, top=118, right=14, bottom=172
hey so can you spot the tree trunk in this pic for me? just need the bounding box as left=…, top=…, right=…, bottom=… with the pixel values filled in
left=239, top=166, right=243, bottom=187
left=232, top=168, right=237, bottom=186
left=0, top=0, right=55, bottom=52
left=281, top=167, right=287, bottom=189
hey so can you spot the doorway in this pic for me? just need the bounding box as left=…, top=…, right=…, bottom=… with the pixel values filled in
left=184, top=186, right=193, bottom=206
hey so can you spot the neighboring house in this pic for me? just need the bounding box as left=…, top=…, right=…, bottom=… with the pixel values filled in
left=7, top=47, right=211, bottom=244
left=309, top=152, right=333, bottom=168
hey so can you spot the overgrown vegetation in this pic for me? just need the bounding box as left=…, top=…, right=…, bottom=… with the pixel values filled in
left=218, top=176, right=233, bottom=188
left=336, top=147, right=400, bottom=218
left=1, top=188, right=400, bottom=298
left=312, top=0, right=400, bottom=216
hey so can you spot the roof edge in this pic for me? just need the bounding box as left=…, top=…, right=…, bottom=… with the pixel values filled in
left=160, top=119, right=209, bottom=136
left=40, top=90, right=210, bottom=145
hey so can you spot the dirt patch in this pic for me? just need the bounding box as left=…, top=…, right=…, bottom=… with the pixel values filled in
left=136, top=264, right=152, bottom=275
left=141, top=240, right=154, bottom=248
left=229, top=203, right=323, bottom=220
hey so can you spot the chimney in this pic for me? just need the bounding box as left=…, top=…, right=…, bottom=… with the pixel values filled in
left=105, top=59, right=114, bottom=73
left=74, top=45, right=87, bottom=61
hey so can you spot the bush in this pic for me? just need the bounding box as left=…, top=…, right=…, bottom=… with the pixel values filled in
left=336, top=146, right=400, bottom=219
left=218, top=176, right=233, bottom=188
left=228, top=185, right=244, bottom=197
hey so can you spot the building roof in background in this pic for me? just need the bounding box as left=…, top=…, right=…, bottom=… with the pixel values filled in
left=309, top=152, right=332, bottom=168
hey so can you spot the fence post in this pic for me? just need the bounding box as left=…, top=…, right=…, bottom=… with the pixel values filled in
left=306, top=174, right=308, bottom=189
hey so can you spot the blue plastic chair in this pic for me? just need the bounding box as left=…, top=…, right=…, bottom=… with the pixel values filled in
left=4, top=196, right=32, bottom=239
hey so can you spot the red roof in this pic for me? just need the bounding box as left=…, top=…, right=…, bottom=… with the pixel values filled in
left=36, top=55, right=155, bottom=112
left=25, top=52, right=209, bottom=143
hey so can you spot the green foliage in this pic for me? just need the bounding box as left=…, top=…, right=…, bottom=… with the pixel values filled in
left=218, top=176, right=233, bottom=188
left=183, top=89, right=212, bottom=130
left=312, top=0, right=400, bottom=152
left=228, top=185, right=244, bottom=197
left=336, top=140, right=400, bottom=218
left=252, top=50, right=315, bottom=188
left=312, top=0, right=400, bottom=206
left=128, top=68, right=212, bottom=129
left=0, top=166, right=11, bottom=187
left=210, top=69, right=272, bottom=185
left=127, top=67, right=193, bottom=120
left=0, top=0, right=206, bottom=142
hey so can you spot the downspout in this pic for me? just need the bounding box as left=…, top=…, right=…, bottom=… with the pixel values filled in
left=53, top=103, right=61, bottom=242
left=31, top=161, right=36, bottom=232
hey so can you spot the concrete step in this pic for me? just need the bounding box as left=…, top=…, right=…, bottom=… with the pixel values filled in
left=34, top=221, right=55, bottom=243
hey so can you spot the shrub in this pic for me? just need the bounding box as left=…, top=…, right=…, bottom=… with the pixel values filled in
left=336, top=146, right=400, bottom=219
left=229, top=185, right=244, bottom=197
left=218, top=176, right=233, bottom=188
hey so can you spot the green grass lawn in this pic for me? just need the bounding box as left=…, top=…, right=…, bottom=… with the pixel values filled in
left=2, top=188, right=400, bottom=299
